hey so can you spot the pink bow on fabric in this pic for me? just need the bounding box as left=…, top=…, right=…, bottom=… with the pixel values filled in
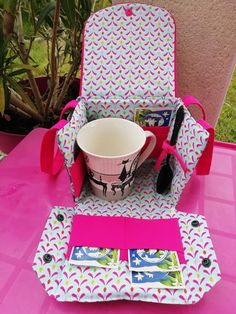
left=155, top=140, right=188, bottom=173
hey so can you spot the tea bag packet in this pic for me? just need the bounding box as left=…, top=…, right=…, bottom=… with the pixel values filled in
left=69, top=246, right=120, bottom=269
left=130, top=270, right=185, bottom=289
left=128, top=249, right=181, bottom=272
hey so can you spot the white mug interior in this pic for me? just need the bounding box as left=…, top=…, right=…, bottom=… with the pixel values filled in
left=76, top=118, right=146, bottom=157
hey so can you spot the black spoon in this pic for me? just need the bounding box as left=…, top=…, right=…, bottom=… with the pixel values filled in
left=156, top=105, right=185, bottom=194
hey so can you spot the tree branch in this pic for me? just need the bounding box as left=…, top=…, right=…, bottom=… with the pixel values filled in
left=54, top=62, right=77, bottom=112
left=54, top=24, right=81, bottom=112
left=26, top=0, right=37, bottom=59
left=44, top=0, right=61, bottom=119
left=10, top=92, right=43, bottom=122
left=15, top=2, right=44, bottom=115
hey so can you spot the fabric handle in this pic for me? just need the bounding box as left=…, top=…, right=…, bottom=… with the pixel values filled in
left=40, top=100, right=78, bottom=176
left=182, top=96, right=214, bottom=175
left=182, top=95, right=206, bottom=120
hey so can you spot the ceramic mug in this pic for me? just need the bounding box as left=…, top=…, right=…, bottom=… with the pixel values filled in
left=76, top=118, right=156, bottom=201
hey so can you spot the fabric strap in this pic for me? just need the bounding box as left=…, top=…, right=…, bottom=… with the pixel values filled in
left=40, top=120, right=67, bottom=176
left=40, top=100, right=78, bottom=176
left=182, top=96, right=214, bottom=175
left=182, top=95, right=206, bottom=120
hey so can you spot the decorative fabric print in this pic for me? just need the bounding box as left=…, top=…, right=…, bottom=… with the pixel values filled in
left=81, top=4, right=176, bottom=99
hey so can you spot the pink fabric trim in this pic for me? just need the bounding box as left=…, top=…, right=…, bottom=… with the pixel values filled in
left=40, top=120, right=67, bottom=176
left=66, top=215, right=186, bottom=264
left=196, top=119, right=214, bottom=175
left=69, top=151, right=86, bottom=198
left=182, top=95, right=206, bottom=121
left=155, top=140, right=188, bottom=173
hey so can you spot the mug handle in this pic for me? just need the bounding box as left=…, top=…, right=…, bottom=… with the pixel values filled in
left=137, top=131, right=157, bottom=168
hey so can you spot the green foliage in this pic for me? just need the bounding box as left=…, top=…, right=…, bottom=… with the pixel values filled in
left=0, top=0, right=112, bottom=125
left=0, top=28, right=30, bottom=114
left=35, top=1, right=55, bottom=31
left=95, top=0, right=112, bottom=10
left=1, top=0, right=17, bottom=13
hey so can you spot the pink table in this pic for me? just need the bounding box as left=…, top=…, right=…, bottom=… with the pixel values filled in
left=0, top=128, right=235, bottom=314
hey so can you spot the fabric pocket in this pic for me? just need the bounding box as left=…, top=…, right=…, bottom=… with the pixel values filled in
left=142, top=126, right=170, bottom=159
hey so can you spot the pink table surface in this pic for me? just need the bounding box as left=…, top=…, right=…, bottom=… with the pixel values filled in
left=0, top=128, right=235, bottom=314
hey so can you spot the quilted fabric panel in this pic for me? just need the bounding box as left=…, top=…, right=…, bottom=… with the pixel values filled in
left=81, top=3, right=176, bottom=99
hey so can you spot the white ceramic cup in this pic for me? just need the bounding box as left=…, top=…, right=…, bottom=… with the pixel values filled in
left=76, top=118, right=156, bottom=201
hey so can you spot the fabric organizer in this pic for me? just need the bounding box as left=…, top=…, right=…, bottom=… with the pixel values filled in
left=34, top=3, right=221, bottom=304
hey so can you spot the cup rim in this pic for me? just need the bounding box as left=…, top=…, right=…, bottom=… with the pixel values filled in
left=76, top=117, right=146, bottom=159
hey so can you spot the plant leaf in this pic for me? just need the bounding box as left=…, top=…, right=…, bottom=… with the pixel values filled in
left=8, top=69, right=28, bottom=77
left=8, top=63, right=36, bottom=71
left=60, top=15, right=70, bottom=29
left=0, top=77, right=5, bottom=115
left=60, top=0, right=76, bottom=28
left=0, top=38, right=9, bottom=68
left=36, top=2, right=55, bottom=31
left=3, top=0, right=17, bottom=14
left=45, top=15, right=54, bottom=28
left=6, top=76, right=37, bottom=111
left=81, top=0, right=92, bottom=13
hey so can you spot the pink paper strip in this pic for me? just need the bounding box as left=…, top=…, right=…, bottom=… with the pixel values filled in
left=66, top=215, right=186, bottom=263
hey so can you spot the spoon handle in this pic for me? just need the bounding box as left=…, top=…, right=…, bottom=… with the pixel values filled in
left=170, top=106, right=185, bottom=146
left=156, top=105, right=185, bottom=194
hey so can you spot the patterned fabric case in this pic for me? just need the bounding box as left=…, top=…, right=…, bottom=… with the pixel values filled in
left=33, top=3, right=221, bottom=303
left=33, top=162, right=221, bottom=304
